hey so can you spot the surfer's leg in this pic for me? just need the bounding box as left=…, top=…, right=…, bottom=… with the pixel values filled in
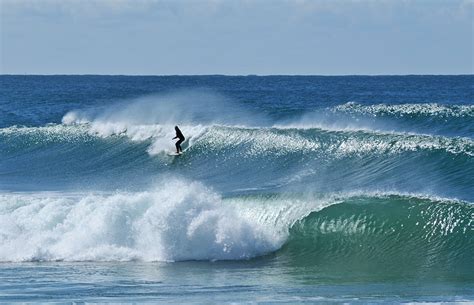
left=176, top=139, right=183, bottom=153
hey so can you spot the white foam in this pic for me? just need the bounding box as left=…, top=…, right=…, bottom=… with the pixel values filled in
left=60, top=113, right=209, bottom=155
left=87, top=120, right=208, bottom=154
left=61, top=110, right=90, bottom=125
left=0, top=179, right=300, bottom=262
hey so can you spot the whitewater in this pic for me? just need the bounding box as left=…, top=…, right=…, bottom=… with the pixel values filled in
left=0, top=75, right=473, bottom=303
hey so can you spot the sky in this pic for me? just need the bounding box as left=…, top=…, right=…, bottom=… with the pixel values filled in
left=0, top=0, right=472, bottom=75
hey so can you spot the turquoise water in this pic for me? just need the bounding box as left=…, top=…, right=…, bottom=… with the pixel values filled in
left=1, top=261, right=473, bottom=303
left=0, top=75, right=473, bottom=303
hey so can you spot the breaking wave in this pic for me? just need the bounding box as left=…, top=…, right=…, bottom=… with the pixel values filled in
left=0, top=182, right=471, bottom=271
left=2, top=123, right=473, bottom=158
left=333, top=102, right=474, bottom=118
left=0, top=180, right=287, bottom=262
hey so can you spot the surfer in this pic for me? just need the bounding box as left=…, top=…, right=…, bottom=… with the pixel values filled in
left=172, top=126, right=185, bottom=153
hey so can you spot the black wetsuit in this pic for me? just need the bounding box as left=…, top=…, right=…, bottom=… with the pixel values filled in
left=173, top=128, right=185, bottom=153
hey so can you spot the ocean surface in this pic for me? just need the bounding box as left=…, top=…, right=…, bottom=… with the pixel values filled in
left=0, top=75, right=473, bottom=303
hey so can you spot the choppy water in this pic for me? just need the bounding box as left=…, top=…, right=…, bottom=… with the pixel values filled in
left=0, top=75, right=473, bottom=303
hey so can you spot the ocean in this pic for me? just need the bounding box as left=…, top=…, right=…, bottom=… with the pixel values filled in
left=0, top=75, right=473, bottom=303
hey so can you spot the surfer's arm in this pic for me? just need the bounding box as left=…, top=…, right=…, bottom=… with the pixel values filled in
left=172, top=136, right=177, bottom=140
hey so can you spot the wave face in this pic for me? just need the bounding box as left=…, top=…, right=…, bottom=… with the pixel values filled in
left=0, top=75, right=473, bottom=276
left=283, top=195, right=473, bottom=279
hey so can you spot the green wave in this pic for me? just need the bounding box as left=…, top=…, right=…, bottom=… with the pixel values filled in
left=279, top=195, right=473, bottom=280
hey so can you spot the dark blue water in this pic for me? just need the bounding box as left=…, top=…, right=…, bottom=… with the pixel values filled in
left=0, top=75, right=473, bottom=303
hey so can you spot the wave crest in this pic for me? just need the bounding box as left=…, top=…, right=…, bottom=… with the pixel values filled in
left=334, top=102, right=474, bottom=118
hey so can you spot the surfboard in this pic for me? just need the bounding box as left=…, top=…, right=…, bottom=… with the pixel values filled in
left=167, top=152, right=182, bottom=156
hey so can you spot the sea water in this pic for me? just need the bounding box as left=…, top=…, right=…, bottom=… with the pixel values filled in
left=0, top=75, right=473, bottom=303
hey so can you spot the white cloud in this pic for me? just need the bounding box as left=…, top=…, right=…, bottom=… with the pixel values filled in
left=2, top=0, right=154, bottom=14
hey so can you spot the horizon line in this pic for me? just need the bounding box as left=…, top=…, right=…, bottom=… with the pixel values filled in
left=1, top=73, right=473, bottom=77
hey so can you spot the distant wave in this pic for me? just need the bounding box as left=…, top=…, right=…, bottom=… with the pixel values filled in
left=333, top=102, right=474, bottom=118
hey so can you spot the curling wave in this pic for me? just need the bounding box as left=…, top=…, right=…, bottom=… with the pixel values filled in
left=283, top=195, right=473, bottom=270
left=0, top=183, right=471, bottom=271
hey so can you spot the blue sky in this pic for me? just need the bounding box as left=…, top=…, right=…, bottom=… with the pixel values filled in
left=1, top=0, right=472, bottom=75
